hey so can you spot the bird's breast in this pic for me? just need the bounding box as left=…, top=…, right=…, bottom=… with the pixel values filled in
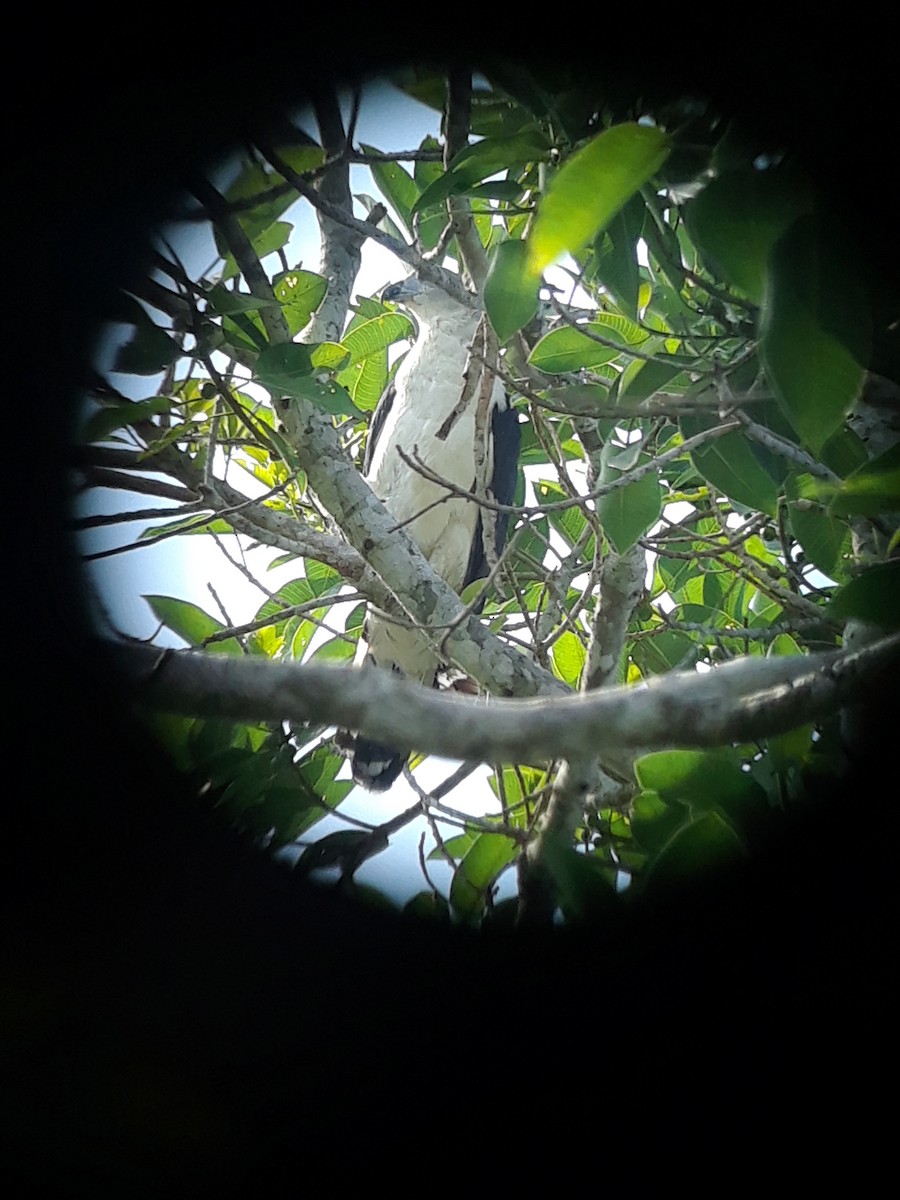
left=365, top=320, right=500, bottom=589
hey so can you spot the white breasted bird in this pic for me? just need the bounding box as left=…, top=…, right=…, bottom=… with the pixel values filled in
left=349, top=275, right=520, bottom=790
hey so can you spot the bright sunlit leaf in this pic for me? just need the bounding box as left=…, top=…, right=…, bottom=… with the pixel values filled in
left=527, top=123, right=670, bottom=274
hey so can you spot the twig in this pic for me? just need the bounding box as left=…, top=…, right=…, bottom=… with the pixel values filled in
left=77, top=465, right=200, bottom=504
left=397, top=418, right=741, bottom=517
left=202, top=592, right=366, bottom=646
left=548, top=296, right=709, bottom=369
left=72, top=500, right=206, bottom=530
left=82, top=474, right=299, bottom=562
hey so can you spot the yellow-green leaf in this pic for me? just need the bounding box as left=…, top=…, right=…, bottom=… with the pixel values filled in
left=527, top=123, right=670, bottom=274
left=484, top=239, right=540, bottom=343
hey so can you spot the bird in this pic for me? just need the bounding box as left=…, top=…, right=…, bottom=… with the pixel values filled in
left=348, top=274, right=521, bottom=791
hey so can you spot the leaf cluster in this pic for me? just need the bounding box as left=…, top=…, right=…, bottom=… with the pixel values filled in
left=78, top=73, right=900, bottom=925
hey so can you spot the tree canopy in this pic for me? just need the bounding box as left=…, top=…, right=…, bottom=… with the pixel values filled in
left=78, top=70, right=900, bottom=927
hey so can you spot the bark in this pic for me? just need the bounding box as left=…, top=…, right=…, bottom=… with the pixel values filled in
left=108, top=630, right=900, bottom=765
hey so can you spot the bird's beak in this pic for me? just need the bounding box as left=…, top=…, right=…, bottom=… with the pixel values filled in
left=381, top=277, right=423, bottom=305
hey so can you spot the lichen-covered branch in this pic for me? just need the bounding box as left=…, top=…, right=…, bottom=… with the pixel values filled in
left=108, top=630, right=900, bottom=766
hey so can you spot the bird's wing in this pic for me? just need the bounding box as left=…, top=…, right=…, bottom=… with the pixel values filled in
left=363, top=381, right=396, bottom=476
left=463, top=399, right=521, bottom=589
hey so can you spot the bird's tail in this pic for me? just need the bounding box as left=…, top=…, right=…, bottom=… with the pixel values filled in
left=349, top=737, right=407, bottom=792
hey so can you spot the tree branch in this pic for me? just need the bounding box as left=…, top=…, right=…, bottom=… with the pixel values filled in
left=397, top=418, right=741, bottom=517
left=443, top=70, right=489, bottom=291
left=106, top=631, right=900, bottom=766
left=75, top=465, right=199, bottom=504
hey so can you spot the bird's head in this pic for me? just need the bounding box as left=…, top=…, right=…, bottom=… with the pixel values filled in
left=381, top=275, right=476, bottom=325
left=381, top=276, right=427, bottom=307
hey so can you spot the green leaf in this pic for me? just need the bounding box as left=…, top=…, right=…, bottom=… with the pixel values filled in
left=540, top=842, right=620, bottom=923
left=113, top=323, right=181, bottom=375
left=597, top=446, right=663, bottom=553
left=590, top=311, right=650, bottom=346
left=143, top=595, right=242, bottom=654
left=254, top=578, right=316, bottom=623
left=634, top=630, right=696, bottom=674
left=819, top=425, right=869, bottom=479
left=685, top=166, right=813, bottom=302
left=681, top=415, right=778, bottom=517
left=255, top=344, right=358, bottom=415
left=449, top=832, right=519, bottom=923
left=635, top=748, right=759, bottom=814
left=289, top=619, right=315, bottom=661
left=748, top=592, right=783, bottom=628
left=536, top=479, right=590, bottom=550
left=337, top=312, right=415, bottom=366
left=363, top=146, right=419, bottom=235
left=642, top=811, right=746, bottom=893
left=272, top=269, right=329, bottom=336
left=403, top=892, right=451, bottom=921
left=787, top=492, right=850, bottom=579
left=828, top=561, right=900, bottom=629
left=767, top=724, right=815, bottom=774
left=527, top=123, right=670, bottom=274
left=766, top=633, right=803, bottom=657
left=256, top=342, right=315, bottom=381
left=657, top=553, right=695, bottom=595
left=630, top=789, right=687, bottom=854
left=484, top=239, right=540, bottom=342
left=590, top=193, right=644, bottom=316
left=760, top=217, right=868, bottom=454
left=83, top=395, right=174, bottom=443
left=336, top=302, right=403, bottom=412
left=306, top=560, right=342, bottom=596
left=829, top=441, right=900, bottom=517
left=411, top=137, right=447, bottom=251
left=338, top=353, right=387, bottom=412
left=466, top=180, right=528, bottom=202
left=428, top=831, right=478, bottom=861
left=528, top=325, right=620, bottom=373
left=218, top=753, right=274, bottom=814
left=221, top=220, right=292, bottom=281
left=309, top=636, right=357, bottom=663
left=205, top=284, right=281, bottom=316
left=617, top=356, right=688, bottom=403
left=551, top=629, right=587, bottom=686
left=310, top=342, right=352, bottom=371
left=188, top=717, right=249, bottom=762
left=140, top=515, right=233, bottom=540
left=274, top=143, right=327, bottom=177
left=220, top=313, right=268, bottom=355
left=412, top=131, right=550, bottom=213
left=282, top=377, right=358, bottom=416
left=220, top=151, right=319, bottom=252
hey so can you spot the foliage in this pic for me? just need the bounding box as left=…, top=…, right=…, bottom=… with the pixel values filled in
left=77, top=72, right=900, bottom=927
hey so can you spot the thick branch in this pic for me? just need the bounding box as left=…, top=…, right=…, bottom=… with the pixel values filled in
left=272, top=394, right=563, bottom=699
left=443, top=71, right=488, bottom=291
left=107, top=632, right=900, bottom=765
left=577, top=419, right=647, bottom=693
left=305, top=96, right=366, bottom=342
left=583, top=546, right=647, bottom=691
